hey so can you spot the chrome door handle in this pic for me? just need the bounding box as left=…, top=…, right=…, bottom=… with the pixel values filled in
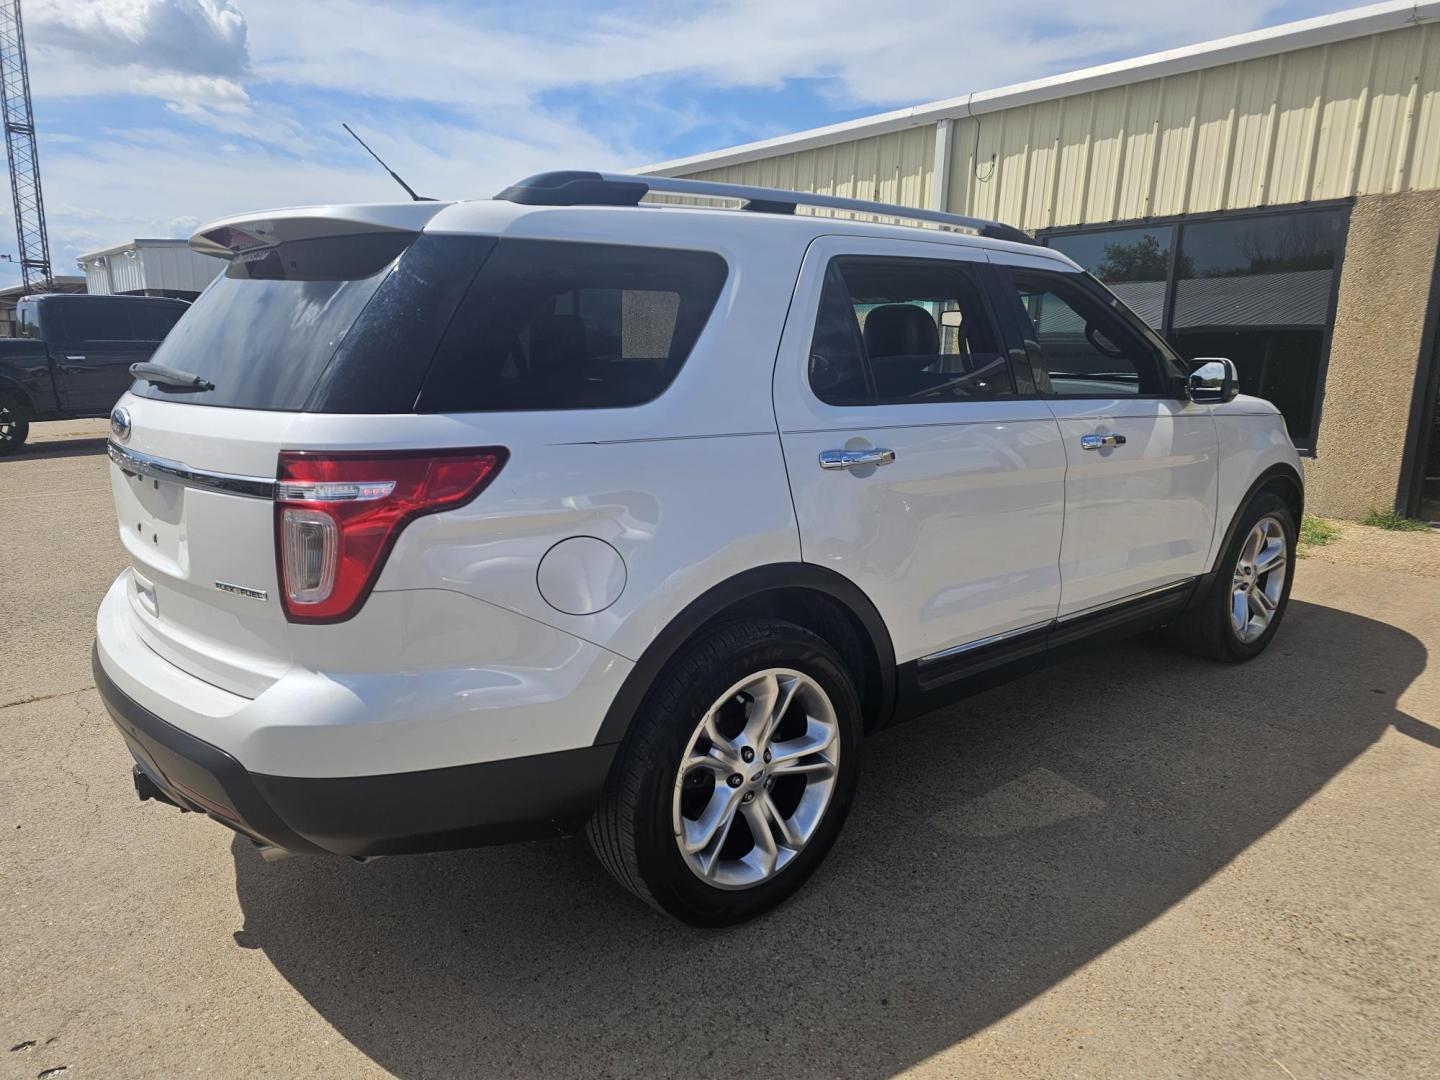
left=1080, top=433, right=1127, bottom=451
left=819, top=447, right=896, bottom=470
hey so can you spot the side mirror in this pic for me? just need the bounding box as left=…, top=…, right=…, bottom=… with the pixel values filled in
left=1187, top=357, right=1239, bottom=403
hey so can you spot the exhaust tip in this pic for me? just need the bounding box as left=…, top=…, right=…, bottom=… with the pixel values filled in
left=132, top=765, right=184, bottom=810
left=254, top=843, right=295, bottom=863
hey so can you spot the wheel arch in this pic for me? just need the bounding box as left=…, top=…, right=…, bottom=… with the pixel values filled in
left=0, top=375, right=34, bottom=412
left=1211, top=463, right=1305, bottom=575
left=592, top=563, right=898, bottom=747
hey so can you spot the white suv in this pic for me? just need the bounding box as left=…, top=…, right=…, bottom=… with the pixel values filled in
left=94, top=171, right=1303, bottom=925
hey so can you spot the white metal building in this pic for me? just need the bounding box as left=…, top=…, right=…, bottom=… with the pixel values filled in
left=76, top=239, right=222, bottom=300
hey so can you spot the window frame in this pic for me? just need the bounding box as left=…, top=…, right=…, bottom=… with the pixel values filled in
left=1038, top=199, right=1353, bottom=450
left=805, top=252, right=1023, bottom=408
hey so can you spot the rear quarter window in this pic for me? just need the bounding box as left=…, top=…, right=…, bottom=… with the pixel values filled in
left=417, top=239, right=728, bottom=413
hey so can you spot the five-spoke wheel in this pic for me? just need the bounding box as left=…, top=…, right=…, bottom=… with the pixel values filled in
left=673, top=668, right=840, bottom=889
left=588, top=619, right=861, bottom=925
left=1230, top=515, right=1288, bottom=644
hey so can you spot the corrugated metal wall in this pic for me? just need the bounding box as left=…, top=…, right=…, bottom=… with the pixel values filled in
left=677, top=124, right=934, bottom=218
left=673, top=22, right=1440, bottom=230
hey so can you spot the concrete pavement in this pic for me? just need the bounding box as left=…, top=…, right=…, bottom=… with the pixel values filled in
left=2, top=423, right=1438, bottom=1079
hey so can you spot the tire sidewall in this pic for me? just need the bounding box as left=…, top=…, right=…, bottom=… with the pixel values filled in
left=629, top=622, right=863, bottom=926
left=1212, top=492, right=1296, bottom=659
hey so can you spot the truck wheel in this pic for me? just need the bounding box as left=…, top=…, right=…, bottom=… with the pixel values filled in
left=0, top=396, right=29, bottom=455
left=1165, top=491, right=1296, bottom=662
left=587, top=619, right=862, bottom=926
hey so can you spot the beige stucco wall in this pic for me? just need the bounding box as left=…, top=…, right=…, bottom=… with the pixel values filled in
left=1306, top=190, right=1440, bottom=518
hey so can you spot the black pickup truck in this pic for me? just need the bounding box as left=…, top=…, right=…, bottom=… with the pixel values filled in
left=0, top=293, right=189, bottom=454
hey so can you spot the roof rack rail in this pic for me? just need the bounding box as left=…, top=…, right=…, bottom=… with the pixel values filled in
left=493, top=170, right=1037, bottom=246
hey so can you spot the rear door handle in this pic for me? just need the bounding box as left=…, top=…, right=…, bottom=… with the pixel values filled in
left=1080, top=433, right=1126, bottom=451
left=819, top=448, right=896, bottom=470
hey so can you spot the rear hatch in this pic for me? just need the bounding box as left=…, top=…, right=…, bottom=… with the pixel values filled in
left=110, top=202, right=481, bottom=697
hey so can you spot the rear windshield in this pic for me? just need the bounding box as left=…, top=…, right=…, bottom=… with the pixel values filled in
left=129, top=233, right=420, bottom=411
left=131, top=233, right=727, bottom=414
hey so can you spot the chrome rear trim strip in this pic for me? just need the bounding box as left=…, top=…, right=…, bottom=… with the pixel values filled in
left=918, top=620, right=1052, bottom=667
left=108, top=441, right=276, bottom=500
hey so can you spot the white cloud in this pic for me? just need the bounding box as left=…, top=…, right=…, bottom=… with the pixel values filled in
left=238, top=0, right=1295, bottom=111
left=30, top=0, right=248, bottom=77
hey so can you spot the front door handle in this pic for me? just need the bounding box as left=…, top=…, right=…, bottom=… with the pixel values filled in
left=819, top=447, right=896, bottom=470
left=1080, top=433, right=1127, bottom=451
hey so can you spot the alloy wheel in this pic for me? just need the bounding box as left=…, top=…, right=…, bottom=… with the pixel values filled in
left=1230, top=515, right=1288, bottom=644
left=672, top=668, right=840, bottom=890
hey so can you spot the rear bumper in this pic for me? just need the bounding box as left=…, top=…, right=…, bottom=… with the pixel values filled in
left=94, top=644, right=616, bottom=857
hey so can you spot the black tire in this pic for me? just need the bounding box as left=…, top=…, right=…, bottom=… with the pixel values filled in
left=0, top=395, right=29, bottom=456
left=587, top=618, right=863, bottom=926
left=1165, top=490, right=1296, bottom=662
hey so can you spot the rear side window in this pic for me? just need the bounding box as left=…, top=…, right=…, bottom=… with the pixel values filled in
left=129, top=303, right=187, bottom=341
left=417, top=239, right=728, bottom=412
left=51, top=300, right=134, bottom=342
left=808, top=255, right=1014, bottom=406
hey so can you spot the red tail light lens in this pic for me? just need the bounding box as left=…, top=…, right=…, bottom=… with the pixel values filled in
left=275, top=447, right=507, bottom=623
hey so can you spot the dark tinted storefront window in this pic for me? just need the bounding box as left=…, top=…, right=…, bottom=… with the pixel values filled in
left=1048, top=225, right=1173, bottom=329
left=1045, top=207, right=1348, bottom=449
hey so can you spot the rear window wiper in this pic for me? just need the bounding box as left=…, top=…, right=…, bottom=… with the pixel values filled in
left=130, top=362, right=215, bottom=392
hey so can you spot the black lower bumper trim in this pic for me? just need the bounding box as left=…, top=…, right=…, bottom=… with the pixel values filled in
left=93, top=643, right=616, bottom=857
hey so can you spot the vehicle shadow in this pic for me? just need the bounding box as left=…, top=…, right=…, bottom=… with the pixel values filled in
left=9, top=436, right=109, bottom=461
left=231, top=599, right=1429, bottom=1078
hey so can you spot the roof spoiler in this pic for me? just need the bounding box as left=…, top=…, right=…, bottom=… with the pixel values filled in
left=190, top=202, right=452, bottom=259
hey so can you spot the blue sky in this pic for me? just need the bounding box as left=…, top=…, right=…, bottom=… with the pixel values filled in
left=17, top=0, right=1364, bottom=289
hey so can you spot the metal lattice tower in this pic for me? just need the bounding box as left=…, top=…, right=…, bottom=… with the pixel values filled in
left=0, top=1, right=48, bottom=292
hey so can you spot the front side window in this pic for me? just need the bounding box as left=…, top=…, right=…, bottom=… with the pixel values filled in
left=807, top=255, right=1013, bottom=406
left=419, top=239, right=728, bottom=412
left=1005, top=269, right=1165, bottom=397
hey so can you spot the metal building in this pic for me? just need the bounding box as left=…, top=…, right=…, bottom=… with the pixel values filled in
left=645, top=0, right=1440, bottom=522
left=75, top=239, right=222, bottom=300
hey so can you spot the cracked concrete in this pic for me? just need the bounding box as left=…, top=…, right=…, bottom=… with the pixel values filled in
left=2, top=422, right=1438, bottom=1079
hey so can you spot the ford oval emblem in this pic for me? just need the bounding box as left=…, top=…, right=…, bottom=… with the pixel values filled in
left=110, top=406, right=131, bottom=443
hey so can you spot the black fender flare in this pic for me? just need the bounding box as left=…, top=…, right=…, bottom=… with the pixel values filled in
left=592, top=563, right=897, bottom=746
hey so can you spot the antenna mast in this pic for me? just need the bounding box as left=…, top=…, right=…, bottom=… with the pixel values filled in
left=0, top=1, right=49, bottom=291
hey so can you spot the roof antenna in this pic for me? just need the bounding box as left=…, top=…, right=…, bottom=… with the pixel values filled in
left=341, top=123, right=433, bottom=201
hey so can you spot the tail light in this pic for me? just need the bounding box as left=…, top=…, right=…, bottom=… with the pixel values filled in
left=275, top=447, right=507, bottom=623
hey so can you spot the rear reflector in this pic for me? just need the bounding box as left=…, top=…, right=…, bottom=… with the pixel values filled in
left=275, top=447, right=507, bottom=623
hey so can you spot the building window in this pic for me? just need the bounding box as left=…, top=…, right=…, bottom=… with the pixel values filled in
left=1044, top=206, right=1349, bottom=450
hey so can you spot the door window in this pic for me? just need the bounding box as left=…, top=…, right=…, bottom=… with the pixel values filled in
left=1004, top=269, right=1166, bottom=397
left=51, top=300, right=135, bottom=343
left=808, top=255, right=1013, bottom=406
